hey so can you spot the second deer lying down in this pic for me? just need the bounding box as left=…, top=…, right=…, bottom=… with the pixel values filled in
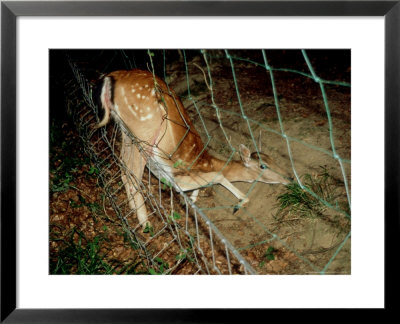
left=96, top=69, right=290, bottom=230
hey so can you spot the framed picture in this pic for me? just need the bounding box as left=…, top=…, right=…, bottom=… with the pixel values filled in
left=1, top=0, right=397, bottom=321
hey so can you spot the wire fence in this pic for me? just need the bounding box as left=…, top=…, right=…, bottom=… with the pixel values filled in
left=62, top=49, right=351, bottom=274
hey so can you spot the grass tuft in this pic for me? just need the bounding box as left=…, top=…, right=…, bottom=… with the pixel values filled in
left=274, top=167, right=350, bottom=226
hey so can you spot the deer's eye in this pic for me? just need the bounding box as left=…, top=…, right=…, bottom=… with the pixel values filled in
left=260, top=163, right=268, bottom=170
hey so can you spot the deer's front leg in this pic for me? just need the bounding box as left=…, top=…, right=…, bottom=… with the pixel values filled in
left=175, top=172, right=249, bottom=213
left=216, top=175, right=249, bottom=214
left=120, top=132, right=149, bottom=230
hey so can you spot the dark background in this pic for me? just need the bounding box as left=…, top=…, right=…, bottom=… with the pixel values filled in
left=50, top=49, right=350, bottom=122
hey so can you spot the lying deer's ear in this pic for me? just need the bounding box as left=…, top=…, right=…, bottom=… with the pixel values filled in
left=239, top=144, right=251, bottom=167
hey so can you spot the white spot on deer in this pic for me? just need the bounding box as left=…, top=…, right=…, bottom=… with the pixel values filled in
left=136, top=94, right=141, bottom=99
left=124, top=96, right=128, bottom=104
left=139, top=86, right=143, bottom=90
left=121, top=88, right=125, bottom=96
left=151, top=89, right=156, bottom=96
left=131, top=88, right=136, bottom=93
left=142, top=95, right=147, bottom=100
left=128, top=105, right=137, bottom=117
left=146, top=106, right=151, bottom=112
left=140, top=114, right=153, bottom=121
left=135, top=83, right=139, bottom=86
left=134, top=104, right=139, bottom=111
left=145, top=84, right=149, bottom=88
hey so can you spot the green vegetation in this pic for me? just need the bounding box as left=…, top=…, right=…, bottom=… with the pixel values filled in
left=175, top=248, right=195, bottom=263
left=50, top=119, right=99, bottom=194
left=264, top=246, right=276, bottom=261
left=275, top=167, right=350, bottom=224
left=143, top=223, right=155, bottom=236
left=50, top=119, right=147, bottom=275
left=175, top=235, right=196, bottom=264
left=168, top=211, right=181, bottom=223
left=50, top=228, right=144, bottom=275
left=149, top=257, right=170, bottom=275
left=69, top=194, right=102, bottom=216
left=160, top=177, right=172, bottom=190
left=258, top=246, right=276, bottom=268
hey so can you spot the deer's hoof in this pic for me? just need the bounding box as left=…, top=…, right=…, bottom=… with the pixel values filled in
left=233, top=198, right=249, bottom=214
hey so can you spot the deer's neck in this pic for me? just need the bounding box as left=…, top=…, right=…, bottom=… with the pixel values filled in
left=198, top=155, right=245, bottom=182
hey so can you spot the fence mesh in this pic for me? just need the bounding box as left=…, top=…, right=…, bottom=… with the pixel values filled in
left=55, top=49, right=351, bottom=274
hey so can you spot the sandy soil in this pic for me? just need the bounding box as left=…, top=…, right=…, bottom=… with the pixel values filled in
left=165, top=53, right=351, bottom=274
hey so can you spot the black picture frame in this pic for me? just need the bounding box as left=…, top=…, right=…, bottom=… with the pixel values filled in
left=1, top=0, right=398, bottom=322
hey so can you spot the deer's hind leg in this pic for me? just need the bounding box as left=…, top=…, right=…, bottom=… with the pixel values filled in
left=120, top=131, right=150, bottom=230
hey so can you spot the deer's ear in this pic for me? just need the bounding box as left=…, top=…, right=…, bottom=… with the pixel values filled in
left=239, top=144, right=251, bottom=167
